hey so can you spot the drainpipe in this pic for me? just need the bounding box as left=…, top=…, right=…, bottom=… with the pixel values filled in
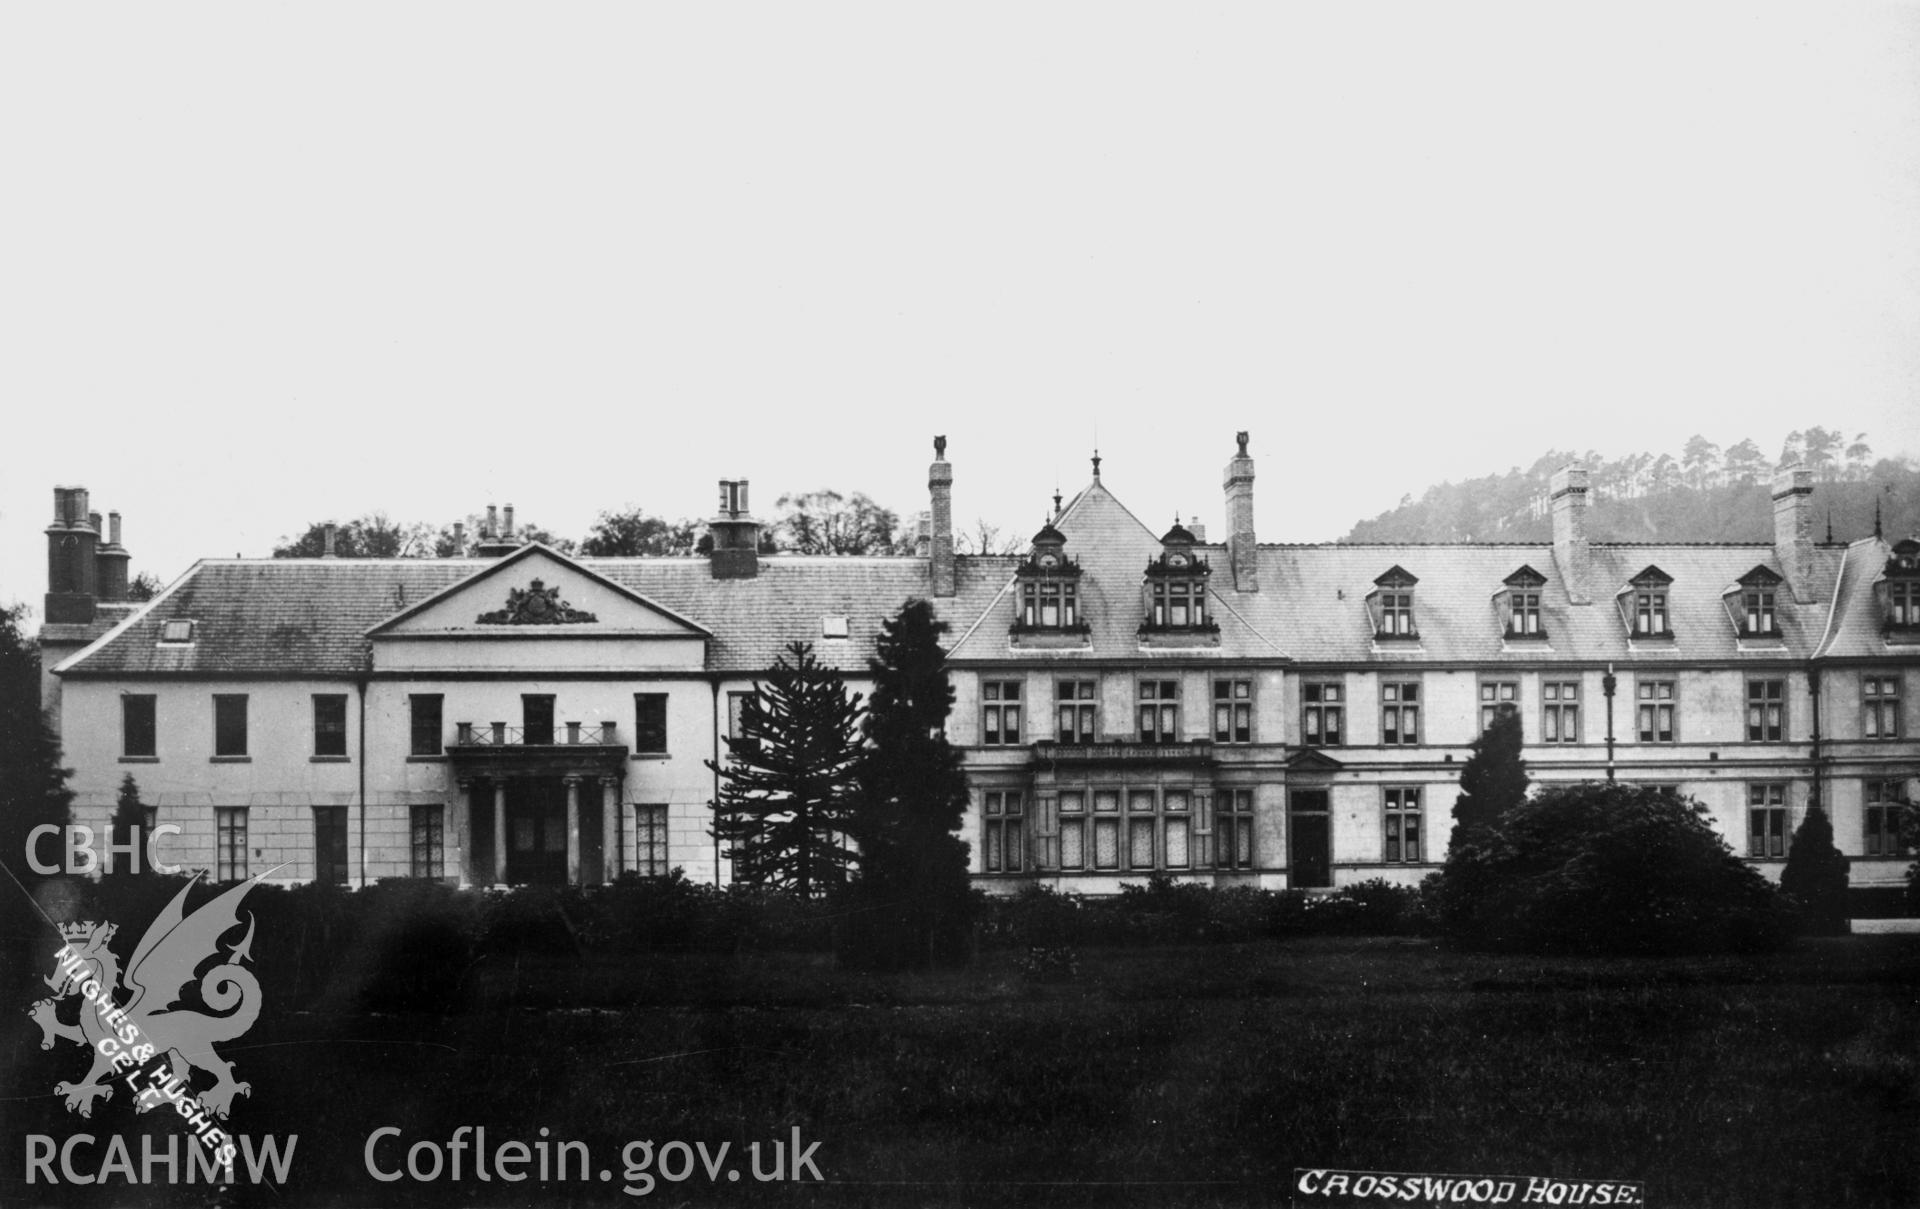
left=711, top=678, right=722, bottom=886
left=1602, top=662, right=1618, bottom=782
left=356, top=674, right=368, bottom=888
left=1808, top=665, right=1824, bottom=812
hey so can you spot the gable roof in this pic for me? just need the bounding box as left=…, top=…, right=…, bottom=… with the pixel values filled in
left=366, top=543, right=712, bottom=638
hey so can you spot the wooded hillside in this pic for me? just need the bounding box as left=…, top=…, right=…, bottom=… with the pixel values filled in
left=1344, top=428, right=1918, bottom=544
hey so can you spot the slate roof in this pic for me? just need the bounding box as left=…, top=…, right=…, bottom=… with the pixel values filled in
left=58, top=552, right=1009, bottom=678
left=55, top=490, right=1872, bottom=679
left=942, top=477, right=1851, bottom=666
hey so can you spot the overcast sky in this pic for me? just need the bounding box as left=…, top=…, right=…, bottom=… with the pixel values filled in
left=4, top=3, right=1917, bottom=618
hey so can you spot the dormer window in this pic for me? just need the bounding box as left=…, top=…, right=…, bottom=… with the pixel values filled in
left=1618, top=566, right=1674, bottom=638
left=1368, top=566, right=1419, bottom=639
left=1881, top=539, right=1920, bottom=637
left=1140, top=521, right=1216, bottom=634
left=1012, top=521, right=1088, bottom=636
left=1497, top=565, right=1548, bottom=639
left=1725, top=566, right=1782, bottom=638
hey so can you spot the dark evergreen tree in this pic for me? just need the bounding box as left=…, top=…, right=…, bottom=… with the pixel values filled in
left=844, top=600, right=974, bottom=970
left=0, top=604, right=74, bottom=977
left=107, top=773, right=148, bottom=879
left=706, top=642, right=864, bottom=897
left=1780, top=800, right=1850, bottom=935
left=1450, top=707, right=1529, bottom=847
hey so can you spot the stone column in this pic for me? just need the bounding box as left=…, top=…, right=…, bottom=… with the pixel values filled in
left=455, top=779, right=475, bottom=887
left=600, top=776, right=619, bottom=884
left=564, top=775, right=583, bottom=886
left=492, top=780, right=509, bottom=885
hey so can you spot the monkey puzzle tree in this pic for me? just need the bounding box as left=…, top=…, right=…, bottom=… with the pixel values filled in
left=707, top=643, right=864, bottom=897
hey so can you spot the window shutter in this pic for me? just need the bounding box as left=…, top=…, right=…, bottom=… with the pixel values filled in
left=1032, top=795, right=1058, bottom=870
left=1193, top=790, right=1214, bottom=869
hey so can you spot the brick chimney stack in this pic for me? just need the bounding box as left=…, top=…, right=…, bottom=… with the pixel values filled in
left=1549, top=466, right=1592, bottom=605
left=322, top=524, right=338, bottom=558
left=44, top=486, right=100, bottom=623
left=1772, top=464, right=1816, bottom=603
left=476, top=503, right=518, bottom=558
left=95, top=510, right=130, bottom=602
left=1223, top=433, right=1257, bottom=592
left=708, top=479, right=761, bottom=579
left=929, top=436, right=955, bottom=597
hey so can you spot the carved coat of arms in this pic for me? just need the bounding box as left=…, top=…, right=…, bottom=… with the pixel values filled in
left=477, top=579, right=597, bottom=624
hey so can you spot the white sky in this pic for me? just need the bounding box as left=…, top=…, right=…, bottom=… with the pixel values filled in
left=4, top=3, right=1918, bottom=618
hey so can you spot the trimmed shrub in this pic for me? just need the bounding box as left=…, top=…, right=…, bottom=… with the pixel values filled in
left=1779, top=805, right=1850, bottom=935
left=1428, top=781, right=1793, bottom=955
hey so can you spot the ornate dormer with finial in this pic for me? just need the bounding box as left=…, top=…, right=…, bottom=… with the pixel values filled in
left=1140, top=517, right=1218, bottom=645
left=1011, top=519, right=1089, bottom=647
left=1878, top=537, right=1920, bottom=643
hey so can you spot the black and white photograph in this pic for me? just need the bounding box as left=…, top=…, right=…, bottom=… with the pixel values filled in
left=2, top=4, right=1918, bottom=1206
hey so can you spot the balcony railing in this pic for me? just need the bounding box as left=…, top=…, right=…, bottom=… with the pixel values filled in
left=454, top=721, right=619, bottom=746
left=1030, top=739, right=1216, bottom=766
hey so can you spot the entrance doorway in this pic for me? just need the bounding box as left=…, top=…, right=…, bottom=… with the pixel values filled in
left=1288, top=789, right=1332, bottom=888
left=506, top=778, right=568, bottom=884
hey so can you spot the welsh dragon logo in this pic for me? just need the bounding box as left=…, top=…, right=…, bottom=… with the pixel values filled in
left=29, top=872, right=266, bottom=1122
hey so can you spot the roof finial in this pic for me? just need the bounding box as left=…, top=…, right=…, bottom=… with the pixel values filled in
left=1052, top=487, right=1062, bottom=518
left=1875, top=497, right=1884, bottom=540
left=1826, top=506, right=1834, bottom=544
left=1091, top=449, right=1101, bottom=479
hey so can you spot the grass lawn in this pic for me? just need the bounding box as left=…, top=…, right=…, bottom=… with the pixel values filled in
left=5, top=935, right=1918, bottom=1207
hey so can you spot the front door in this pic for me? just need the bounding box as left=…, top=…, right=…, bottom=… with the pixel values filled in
left=506, top=778, right=568, bottom=884
left=1289, top=790, right=1332, bottom=888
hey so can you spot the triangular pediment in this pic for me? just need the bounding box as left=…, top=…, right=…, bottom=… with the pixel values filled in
left=368, top=544, right=710, bottom=639
left=1285, top=748, right=1345, bottom=771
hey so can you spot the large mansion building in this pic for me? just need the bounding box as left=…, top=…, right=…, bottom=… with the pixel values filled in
left=36, top=436, right=1920, bottom=892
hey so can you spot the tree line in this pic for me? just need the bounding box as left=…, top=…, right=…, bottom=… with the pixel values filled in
left=1346, top=428, right=1917, bottom=544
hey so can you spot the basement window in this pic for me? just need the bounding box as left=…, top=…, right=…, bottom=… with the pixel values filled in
left=159, top=620, right=195, bottom=644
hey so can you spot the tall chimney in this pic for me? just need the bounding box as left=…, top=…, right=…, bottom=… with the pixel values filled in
left=1223, top=432, right=1257, bottom=592
left=44, top=486, right=99, bottom=623
left=451, top=521, right=466, bottom=555
left=708, top=479, right=761, bottom=579
left=504, top=503, right=516, bottom=539
left=475, top=504, right=518, bottom=558
left=322, top=523, right=338, bottom=558
left=1549, top=465, right=1592, bottom=605
left=95, top=510, right=130, bottom=602
left=1772, top=464, right=1816, bottom=603
left=929, top=436, right=955, bottom=597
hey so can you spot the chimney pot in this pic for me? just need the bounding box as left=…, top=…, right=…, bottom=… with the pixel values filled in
left=503, top=504, right=515, bottom=539
left=109, top=512, right=122, bottom=546
left=322, top=523, right=337, bottom=558
left=452, top=521, right=466, bottom=555
left=485, top=504, right=498, bottom=539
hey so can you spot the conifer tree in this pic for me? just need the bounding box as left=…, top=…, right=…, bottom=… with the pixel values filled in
left=706, top=642, right=864, bottom=897
left=845, top=600, right=974, bottom=969
left=1780, top=799, right=1850, bottom=935
left=1450, top=707, right=1529, bottom=848
left=107, top=773, right=149, bottom=879
left=0, top=604, right=74, bottom=977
